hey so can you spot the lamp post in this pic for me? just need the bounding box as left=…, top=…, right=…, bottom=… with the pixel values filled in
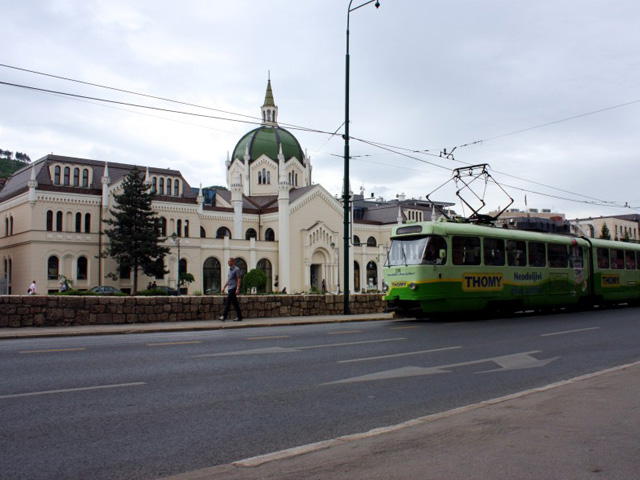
left=343, top=0, right=380, bottom=314
left=330, top=242, right=341, bottom=294
left=170, top=233, right=181, bottom=295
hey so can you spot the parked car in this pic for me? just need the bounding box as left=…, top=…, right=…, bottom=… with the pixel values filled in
left=88, top=286, right=124, bottom=295
left=152, top=285, right=179, bottom=296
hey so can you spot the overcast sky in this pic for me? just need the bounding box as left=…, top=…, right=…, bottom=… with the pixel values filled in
left=2, top=0, right=639, bottom=220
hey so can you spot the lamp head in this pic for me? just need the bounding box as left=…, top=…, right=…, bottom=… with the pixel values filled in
left=375, top=1, right=380, bottom=8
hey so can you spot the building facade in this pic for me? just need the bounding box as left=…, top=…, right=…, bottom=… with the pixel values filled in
left=0, top=81, right=453, bottom=295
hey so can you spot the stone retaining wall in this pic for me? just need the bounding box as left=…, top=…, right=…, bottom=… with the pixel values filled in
left=0, top=294, right=386, bottom=328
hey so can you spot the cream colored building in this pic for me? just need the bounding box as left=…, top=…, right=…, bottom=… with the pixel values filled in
left=0, top=81, right=453, bottom=295
left=570, top=216, right=639, bottom=242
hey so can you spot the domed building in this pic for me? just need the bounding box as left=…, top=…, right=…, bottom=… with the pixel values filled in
left=226, top=79, right=311, bottom=197
left=0, top=79, right=454, bottom=296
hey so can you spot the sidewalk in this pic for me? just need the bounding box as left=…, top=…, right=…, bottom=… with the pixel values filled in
left=166, top=360, right=640, bottom=480
left=0, top=312, right=395, bottom=340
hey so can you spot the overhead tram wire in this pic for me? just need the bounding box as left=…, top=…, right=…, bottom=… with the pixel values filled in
left=352, top=136, right=637, bottom=212
left=0, top=80, right=337, bottom=137
left=0, top=63, right=328, bottom=137
left=3, top=70, right=635, bottom=211
left=456, top=99, right=640, bottom=148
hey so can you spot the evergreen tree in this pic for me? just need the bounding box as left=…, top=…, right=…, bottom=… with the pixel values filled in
left=599, top=222, right=612, bottom=240
left=103, top=166, right=169, bottom=293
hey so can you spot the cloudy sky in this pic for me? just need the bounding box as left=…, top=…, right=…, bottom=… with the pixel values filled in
left=2, top=0, right=639, bottom=219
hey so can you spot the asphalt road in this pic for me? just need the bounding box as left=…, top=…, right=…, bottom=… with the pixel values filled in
left=1, top=307, right=639, bottom=480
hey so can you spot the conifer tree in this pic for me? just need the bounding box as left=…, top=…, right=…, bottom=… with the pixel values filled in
left=599, top=222, right=612, bottom=240
left=103, top=167, right=169, bottom=293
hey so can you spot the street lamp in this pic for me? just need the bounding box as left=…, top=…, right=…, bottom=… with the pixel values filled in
left=343, top=0, right=380, bottom=314
left=170, top=233, right=181, bottom=295
left=330, top=242, right=341, bottom=294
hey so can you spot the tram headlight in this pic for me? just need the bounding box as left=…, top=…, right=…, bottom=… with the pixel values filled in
left=409, top=282, right=418, bottom=291
left=382, top=282, right=389, bottom=293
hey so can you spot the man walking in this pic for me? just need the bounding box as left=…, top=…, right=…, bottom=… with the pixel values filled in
left=220, top=257, right=243, bottom=322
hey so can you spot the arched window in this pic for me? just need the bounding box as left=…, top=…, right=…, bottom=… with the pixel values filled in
left=159, top=178, right=164, bottom=195
left=63, top=167, right=70, bottom=186
left=75, top=213, right=82, bottom=233
left=155, top=258, right=164, bottom=279
left=367, top=236, right=377, bottom=247
left=4, top=218, right=8, bottom=237
left=176, top=219, right=182, bottom=237
left=265, top=228, right=275, bottom=242
left=46, top=211, right=53, bottom=231
left=160, top=217, right=167, bottom=236
left=73, top=168, right=80, bottom=187
left=152, top=177, right=157, bottom=194
left=184, top=220, right=189, bottom=238
left=84, top=213, right=91, bottom=233
left=266, top=171, right=271, bottom=184
left=9, top=217, right=13, bottom=236
left=167, top=179, right=172, bottom=196
left=258, top=171, right=262, bottom=185
left=366, top=261, right=378, bottom=289
left=216, top=227, right=231, bottom=239
left=200, top=226, right=206, bottom=238
left=56, top=211, right=63, bottom=232
left=179, top=258, right=187, bottom=278
left=262, top=169, right=266, bottom=184
left=354, top=261, right=361, bottom=292
left=353, top=235, right=361, bottom=246
left=235, top=258, right=247, bottom=276
left=174, top=180, right=179, bottom=196
left=245, top=228, right=257, bottom=240
left=48, top=256, right=59, bottom=280
left=54, top=166, right=61, bottom=185
left=203, top=257, right=221, bottom=294
left=257, top=258, right=273, bottom=293
left=77, top=256, right=88, bottom=280
left=82, top=169, right=89, bottom=187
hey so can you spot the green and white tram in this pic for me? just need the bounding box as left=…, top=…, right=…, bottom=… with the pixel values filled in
left=383, top=220, right=640, bottom=316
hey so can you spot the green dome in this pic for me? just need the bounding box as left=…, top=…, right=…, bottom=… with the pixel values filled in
left=232, top=126, right=304, bottom=165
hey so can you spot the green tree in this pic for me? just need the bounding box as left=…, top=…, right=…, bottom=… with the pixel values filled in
left=103, top=166, right=169, bottom=293
left=241, top=268, right=267, bottom=294
left=599, top=222, right=612, bottom=240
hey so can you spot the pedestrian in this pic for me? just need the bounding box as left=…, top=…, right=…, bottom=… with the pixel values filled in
left=147, top=281, right=152, bottom=290
left=220, top=257, right=243, bottom=322
left=28, top=280, right=36, bottom=295
left=322, top=278, right=326, bottom=293
left=152, top=281, right=157, bottom=289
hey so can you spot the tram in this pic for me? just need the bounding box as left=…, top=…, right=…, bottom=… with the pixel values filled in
left=383, top=220, right=640, bottom=316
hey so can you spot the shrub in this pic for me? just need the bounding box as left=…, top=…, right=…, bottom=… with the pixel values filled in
left=241, top=269, right=267, bottom=294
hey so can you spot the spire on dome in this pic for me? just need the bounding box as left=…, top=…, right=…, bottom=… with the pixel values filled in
left=261, top=75, right=278, bottom=126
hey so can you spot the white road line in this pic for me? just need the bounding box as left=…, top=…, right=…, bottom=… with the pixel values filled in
left=338, top=346, right=463, bottom=363
left=541, top=327, right=600, bottom=337
left=0, top=382, right=147, bottom=400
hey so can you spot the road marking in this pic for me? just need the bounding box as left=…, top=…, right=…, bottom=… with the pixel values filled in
left=146, top=341, right=202, bottom=346
left=191, top=338, right=406, bottom=358
left=325, top=351, right=558, bottom=384
left=338, top=346, right=463, bottom=364
left=541, top=327, right=600, bottom=337
left=0, top=382, right=147, bottom=400
left=246, top=335, right=290, bottom=340
left=19, top=348, right=86, bottom=354
left=233, top=360, right=640, bottom=468
left=328, top=330, right=361, bottom=335
left=390, top=326, right=421, bottom=330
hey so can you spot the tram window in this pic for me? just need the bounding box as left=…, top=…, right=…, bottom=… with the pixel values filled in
left=423, top=235, right=447, bottom=265
left=452, top=236, right=480, bottom=265
left=528, top=242, right=546, bottom=267
left=507, top=240, right=526, bottom=267
left=597, top=248, right=609, bottom=269
left=610, top=249, right=624, bottom=270
left=483, top=238, right=505, bottom=266
left=625, top=250, right=636, bottom=270
left=637, top=252, right=640, bottom=270
left=569, top=246, right=583, bottom=269
left=548, top=244, right=568, bottom=268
